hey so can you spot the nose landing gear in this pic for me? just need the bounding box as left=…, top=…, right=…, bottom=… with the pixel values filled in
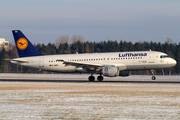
left=152, top=76, right=156, bottom=80
left=151, top=69, right=156, bottom=80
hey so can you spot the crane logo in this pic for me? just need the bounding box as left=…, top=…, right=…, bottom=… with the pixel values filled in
left=17, top=38, right=28, bottom=50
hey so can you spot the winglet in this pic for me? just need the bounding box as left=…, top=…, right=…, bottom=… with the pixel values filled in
left=12, top=30, right=43, bottom=57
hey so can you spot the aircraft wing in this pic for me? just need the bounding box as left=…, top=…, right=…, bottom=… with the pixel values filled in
left=57, top=59, right=104, bottom=71
left=57, top=59, right=127, bottom=72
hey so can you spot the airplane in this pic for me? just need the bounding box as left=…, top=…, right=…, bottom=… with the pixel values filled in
left=10, top=30, right=177, bottom=81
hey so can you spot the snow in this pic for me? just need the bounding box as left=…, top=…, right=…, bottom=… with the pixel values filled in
left=0, top=81, right=180, bottom=119
left=0, top=74, right=180, bottom=119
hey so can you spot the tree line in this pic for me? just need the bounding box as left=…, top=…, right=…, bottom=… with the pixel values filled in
left=0, top=39, right=179, bottom=75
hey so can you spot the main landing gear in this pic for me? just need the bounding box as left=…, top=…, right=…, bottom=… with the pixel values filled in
left=97, top=74, right=103, bottom=82
left=88, top=76, right=95, bottom=81
left=88, top=73, right=104, bottom=82
left=151, top=69, right=156, bottom=80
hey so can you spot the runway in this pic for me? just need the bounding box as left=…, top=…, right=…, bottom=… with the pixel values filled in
left=1, top=78, right=180, bottom=84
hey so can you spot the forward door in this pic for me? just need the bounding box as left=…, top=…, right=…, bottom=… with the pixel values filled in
left=149, top=53, right=154, bottom=63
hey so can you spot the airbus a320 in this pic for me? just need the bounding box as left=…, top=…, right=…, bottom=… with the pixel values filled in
left=10, top=30, right=177, bottom=81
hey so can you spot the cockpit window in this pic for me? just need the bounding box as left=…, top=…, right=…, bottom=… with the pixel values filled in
left=160, top=55, right=170, bottom=58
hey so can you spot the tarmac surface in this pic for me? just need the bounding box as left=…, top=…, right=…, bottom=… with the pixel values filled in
left=0, top=73, right=180, bottom=83
left=1, top=78, right=180, bottom=84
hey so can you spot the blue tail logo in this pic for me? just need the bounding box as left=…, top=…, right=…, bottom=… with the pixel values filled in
left=12, top=30, right=43, bottom=57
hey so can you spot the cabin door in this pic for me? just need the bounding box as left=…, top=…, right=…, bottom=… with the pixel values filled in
left=39, top=57, right=44, bottom=67
left=149, top=53, right=154, bottom=63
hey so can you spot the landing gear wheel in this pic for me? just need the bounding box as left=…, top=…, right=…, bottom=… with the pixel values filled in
left=88, top=76, right=95, bottom=82
left=152, top=76, right=156, bottom=80
left=97, top=76, right=103, bottom=82
left=151, top=69, right=156, bottom=80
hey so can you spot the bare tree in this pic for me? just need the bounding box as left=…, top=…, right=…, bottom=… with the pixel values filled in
left=71, top=35, right=85, bottom=43
left=56, top=36, right=69, bottom=49
left=166, top=37, right=173, bottom=44
left=85, top=42, right=91, bottom=53
left=9, top=41, right=15, bottom=50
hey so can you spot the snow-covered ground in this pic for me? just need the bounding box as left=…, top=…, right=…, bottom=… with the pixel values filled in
left=0, top=82, right=180, bottom=119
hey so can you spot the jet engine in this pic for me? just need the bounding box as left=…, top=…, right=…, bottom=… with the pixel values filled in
left=101, top=66, right=119, bottom=77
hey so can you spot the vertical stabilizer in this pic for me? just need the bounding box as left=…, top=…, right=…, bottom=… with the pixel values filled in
left=12, top=30, right=43, bottom=57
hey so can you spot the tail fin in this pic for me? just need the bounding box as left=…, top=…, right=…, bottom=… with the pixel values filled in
left=12, top=30, right=43, bottom=57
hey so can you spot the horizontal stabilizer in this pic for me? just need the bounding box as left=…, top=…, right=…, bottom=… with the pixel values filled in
left=10, top=59, right=30, bottom=63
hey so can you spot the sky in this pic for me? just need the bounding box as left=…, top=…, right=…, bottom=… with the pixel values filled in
left=0, top=0, right=180, bottom=45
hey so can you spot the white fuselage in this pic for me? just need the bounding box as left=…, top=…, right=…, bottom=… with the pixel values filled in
left=11, top=51, right=177, bottom=74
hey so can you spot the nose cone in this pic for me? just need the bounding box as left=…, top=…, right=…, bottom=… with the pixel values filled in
left=171, top=59, right=177, bottom=67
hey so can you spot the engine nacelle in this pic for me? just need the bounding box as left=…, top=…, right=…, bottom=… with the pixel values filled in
left=119, top=71, right=130, bottom=77
left=102, top=66, right=119, bottom=77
